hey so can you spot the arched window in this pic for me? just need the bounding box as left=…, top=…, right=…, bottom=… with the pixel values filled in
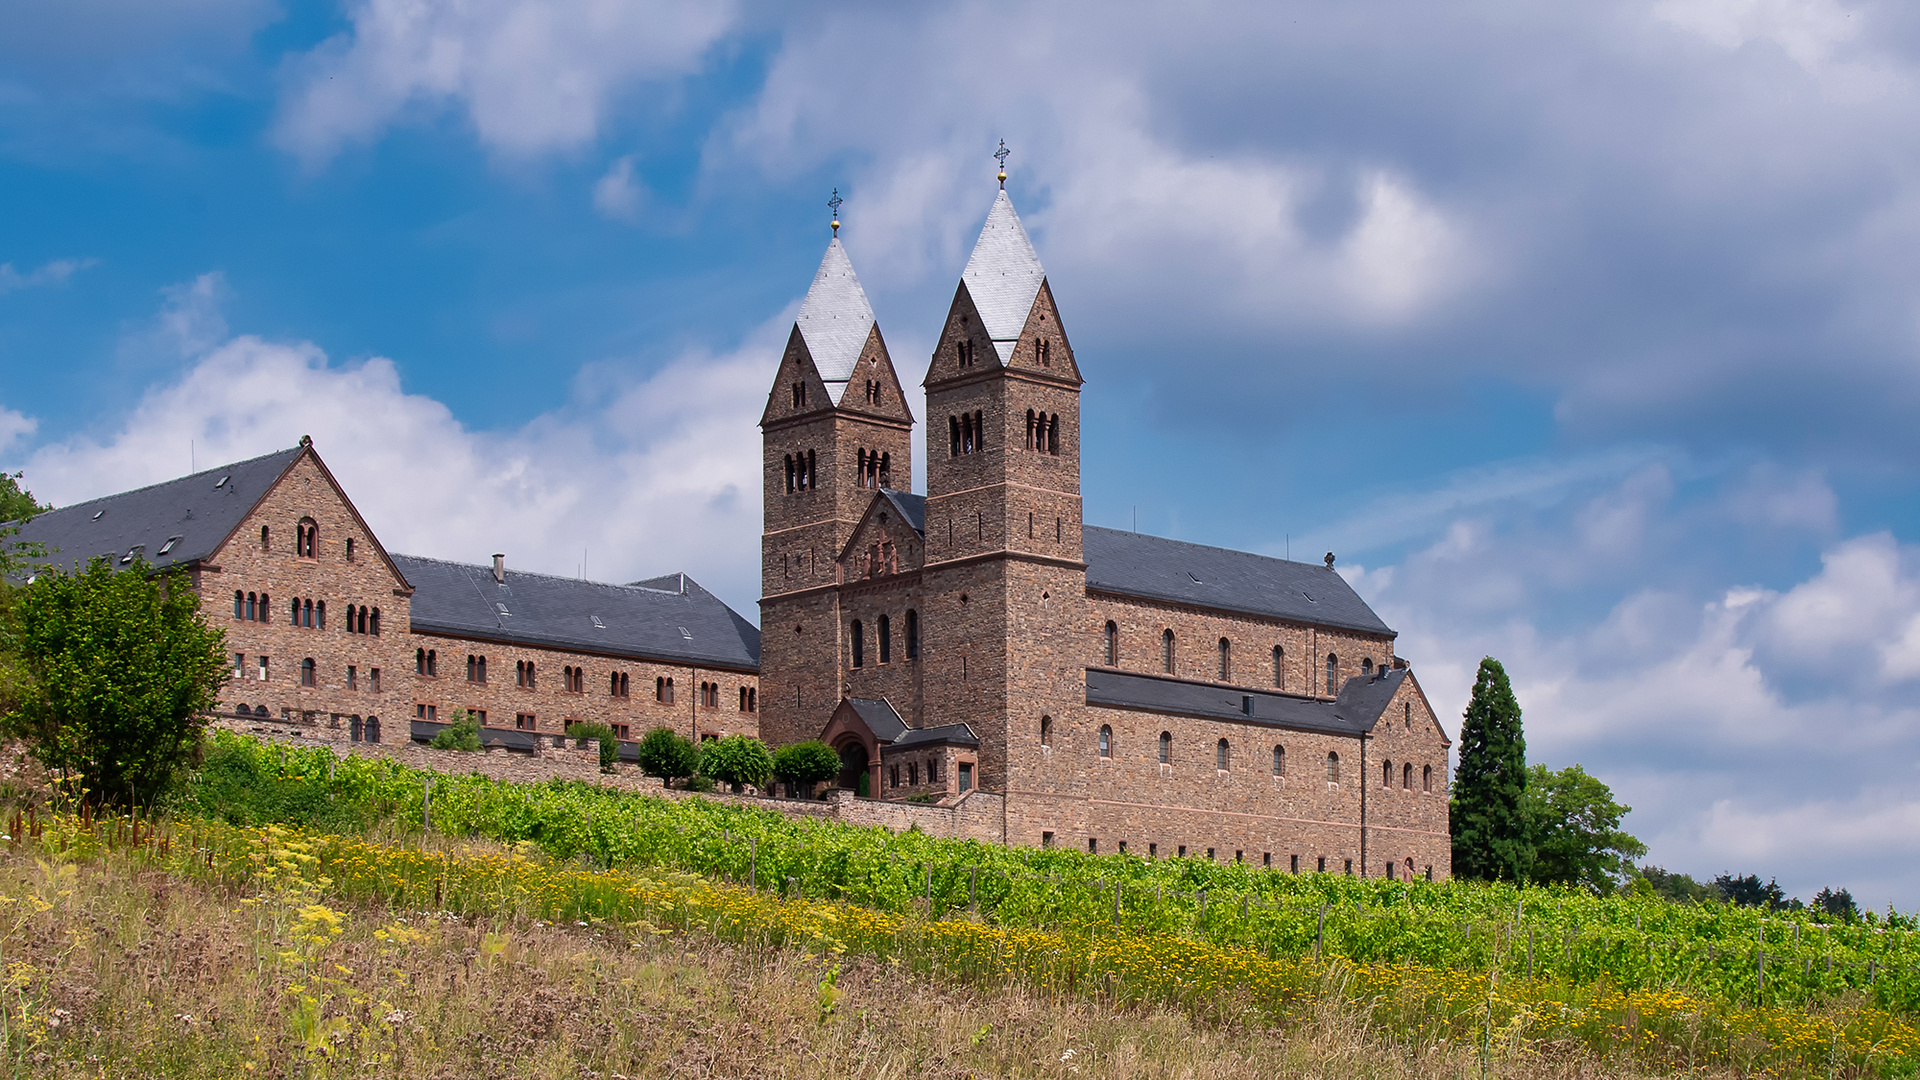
left=259, top=593, right=269, bottom=623
left=1216, top=738, right=1230, bottom=771
left=1162, top=629, right=1175, bottom=674
left=1326, top=653, right=1339, bottom=694
left=905, top=609, right=919, bottom=658
left=300, top=657, right=316, bottom=687
left=315, top=600, right=325, bottom=629
left=878, top=614, right=891, bottom=663
left=1423, top=765, right=1433, bottom=792
left=364, top=715, right=381, bottom=743
left=1218, top=638, right=1231, bottom=681
left=260, top=525, right=270, bottom=551
left=1047, top=413, right=1060, bottom=455
left=1383, top=759, right=1393, bottom=787
left=1362, top=657, right=1374, bottom=676
left=1040, top=715, right=1052, bottom=747
left=296, top=518, right=317, bottom=558
left=427, top=650, right=437, bottom=677
left=416, top=647, right=426, bottom=674
left=370, top=607, right=380, bottom=635
left=850, top=620, right=864, bottom=668
left=1403, top=762, right=1413, bottom=789
left=233, top=591, right=243, bottom=618
left=291, top=597, right=302, bottom=625
left=784, top=454, right=795, bottom=493
left=1104, top=621, right=1118, bottom=666
left=1326, top=751, right=1340, bottom=783
left=1273, top=645, right=1284, bottom=688
left=1159, top=731, right=1171, bottom=764
left=655, top=676, right=666, bottom=701
left=1025, top=409, right=1037, bottom=450
left=1098, top=725, right=1112, bottom=758
left=1272, top=745, right=1286, bottom=776
left=949, top=415, right=961, bottom=456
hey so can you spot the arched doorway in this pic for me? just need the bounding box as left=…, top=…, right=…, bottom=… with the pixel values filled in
left=834, top=738, right=871, bottom=797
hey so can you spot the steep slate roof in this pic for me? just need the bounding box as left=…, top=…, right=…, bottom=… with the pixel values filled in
left=393, top=554, right=760, bottom=671
left=845, top=697, right=907, bottom=743
left=962, top=190, right=1046, bottom=363
left=1083, top=526, right=1394, bottom=636
left=1086, top=667, right=1410, bottom=736
left=5, top=447, right=304, bottom=577
left=795, top=237, right=877, bottom=401
left=889, top=722, right=978, bottom=749
left=878, top=489, right=926, bottom=534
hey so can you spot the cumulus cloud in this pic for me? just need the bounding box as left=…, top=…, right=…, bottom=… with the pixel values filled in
left=0, top=257, right=96, bottom=294
left=1369, top=465, right=1920, bottom=905
left=11, top=278, right=780, bottom=612
left=592, top=154, right=646, bottom=221
left=275, top=0, right=740, bottom=163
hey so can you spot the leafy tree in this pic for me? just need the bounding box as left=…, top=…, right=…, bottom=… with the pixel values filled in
left=1522, top=763, right=1646, bottom=893
left=1633, top=865, right=1718, bottom=904
left=1450, top=656, right=1531, bottom=882
left=1814, top=886, right=1858, bottom=922
left=1, top=557, right=227, bottom=808
left=0, top=471, right=47, bottom=527
left=428, top=710, right=483, bottom=750
left=565, top=720, right=619, bottom=770
left=635, top=726, right=700, bottom=787
left=771, top=740, right=841, bottom=797
left=700, top=734, right=774, bottom=792
left=1716, top=873, right=1788, bottom=909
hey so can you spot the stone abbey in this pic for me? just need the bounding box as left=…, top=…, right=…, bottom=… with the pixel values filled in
left=10, top=182, right=1450, bottom=879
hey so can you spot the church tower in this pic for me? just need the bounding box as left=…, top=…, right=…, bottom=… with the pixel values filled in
left=918, top=182, right=1089, bottom=800
left=758, top=230, right=915, bottom=748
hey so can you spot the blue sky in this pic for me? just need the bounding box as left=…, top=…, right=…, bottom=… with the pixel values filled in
left=6, top=0, right=1920, bottom=905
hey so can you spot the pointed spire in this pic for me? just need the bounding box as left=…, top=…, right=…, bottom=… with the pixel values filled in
left=961, top=189, right=1045, bottom=362
left=795, top=237, right=876, bottom=394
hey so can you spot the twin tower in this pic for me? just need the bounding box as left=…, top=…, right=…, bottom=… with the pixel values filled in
left=757, top=187, right=1088, bottom=796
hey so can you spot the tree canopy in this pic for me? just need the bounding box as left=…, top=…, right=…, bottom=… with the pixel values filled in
left=700, top=734, right=774, bottom=791
left=1450, top=656, right=1531, bottom=882
left=635, top=726, right=700, bottom=786
left=1523, top=763, right=1647, bottom=893
left=771, top=740, right=841, bottom=794
left=1, top=557, right=228, bottom=808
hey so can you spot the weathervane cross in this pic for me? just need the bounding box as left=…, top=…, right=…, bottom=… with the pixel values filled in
left=994, top=140, right=1010, bottom=188
left=828, top=188, right=843, bottom=235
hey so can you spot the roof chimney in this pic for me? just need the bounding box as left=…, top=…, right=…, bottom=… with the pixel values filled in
left=492, top=553, right=505, bottom=584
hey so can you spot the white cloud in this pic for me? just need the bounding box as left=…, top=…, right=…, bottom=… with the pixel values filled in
left=1373, top=466, right=1920, bottom=904
left=0, top=257, right=96, bottom=294
left=275, top=0, right=739, bottom=163
left=0, top=408, right=35, bottom=457
left=12, top=279, right=780, bottom=613
left=592, top=153, right=645, bottom=221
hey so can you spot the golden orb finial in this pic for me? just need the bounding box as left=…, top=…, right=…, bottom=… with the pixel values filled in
left=994, top=139, right=1010, bottom=189
left=827, top=188, right=843, bottom=235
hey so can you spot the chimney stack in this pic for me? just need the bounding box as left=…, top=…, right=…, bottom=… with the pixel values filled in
left=492, top=553, right=505, bottom=584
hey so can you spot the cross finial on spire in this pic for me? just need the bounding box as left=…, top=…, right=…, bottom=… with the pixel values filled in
left=828, top=188, right=843, bottom=235
left=994, top=139, right=1010, bottom=188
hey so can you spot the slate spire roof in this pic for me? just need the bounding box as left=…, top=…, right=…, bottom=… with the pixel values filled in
left=794, top=236, right=877, bottom=402
left=961, top=189, right=1046, bottom=363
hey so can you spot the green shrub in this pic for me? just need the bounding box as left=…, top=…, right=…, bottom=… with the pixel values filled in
left=429, top=711, right=482, bottom=751
left=635, top=726, right=700, bottom=787
left=770, top=740, right=840, bottom=797
left=565, top=720, right=618, bottom=770
left=700, top=734, right=774, bottom=792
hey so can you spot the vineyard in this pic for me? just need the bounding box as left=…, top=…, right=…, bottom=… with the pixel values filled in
left=176, top=731, right=1920, bottom=1019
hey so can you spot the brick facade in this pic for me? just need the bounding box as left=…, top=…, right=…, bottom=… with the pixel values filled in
left=758, top=190, right=1452, bottom=878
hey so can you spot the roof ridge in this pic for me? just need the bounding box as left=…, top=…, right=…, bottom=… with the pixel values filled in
left=960, top=189, right=1046, bottom=361
left=391, top=552, right=698, bottom=596
left=794, top=236, right=877, bottom=397
left=34, top=445, right=302, bottom=513
left=1083, top=523, right=1324, bottom=569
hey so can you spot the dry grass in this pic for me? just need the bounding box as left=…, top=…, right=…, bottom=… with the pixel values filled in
left=0, top=849, right=1711, bottom=1080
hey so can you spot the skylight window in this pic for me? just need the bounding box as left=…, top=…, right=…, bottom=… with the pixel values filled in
left=495, top=602, right=511, bottom=616
left=214, top=475, right=229, bottom=489
left=678, top=626, right=693, bottom=640
left=590, top=615, right=606, bottom=629
left=92, top=510, right=104, bottom=520
left=158, top=536, right=181, bottom=555
left=1302, top=593, right=1317, bottom=603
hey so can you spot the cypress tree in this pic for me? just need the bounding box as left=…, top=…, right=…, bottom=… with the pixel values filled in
left=1450, top=656, right=1531, bottom=881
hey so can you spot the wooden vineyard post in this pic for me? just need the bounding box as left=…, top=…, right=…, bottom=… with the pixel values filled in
left=422, top=778, right=431, bottom=832
left=970, top=866, right=978, bottom=910
left=925, top=866, right=933, bottom=905
left=1316, top=902, right=1328, bottom=961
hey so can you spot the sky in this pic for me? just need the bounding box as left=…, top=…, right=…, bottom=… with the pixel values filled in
left=4, top=0, right=1920, bottom=907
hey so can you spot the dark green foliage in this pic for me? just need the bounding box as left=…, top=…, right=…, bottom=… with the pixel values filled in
left=1450, top=656, right=1530, bottom=882
left=565, top=720, right=619, bottom=769
left=700, top=734, right=773, bottom=791
left=0, top=472, right=47, bottom=525
left=1718, top=873, right=1788, bottom=909
left=1, top=557, right=228, bottom=808
left=429, top=710, right=483, bottom=750
left=770, top=740, right=840, bottom=795
left=172, top=732, right=364, bottom=828
left=1522, top=763, right=1646, bottom=894
left=1634, top=865, right=1718, bottom=904
left=1815, top=886, right=1859, bottom=922
left=635, top=726, right=700, bottom=786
